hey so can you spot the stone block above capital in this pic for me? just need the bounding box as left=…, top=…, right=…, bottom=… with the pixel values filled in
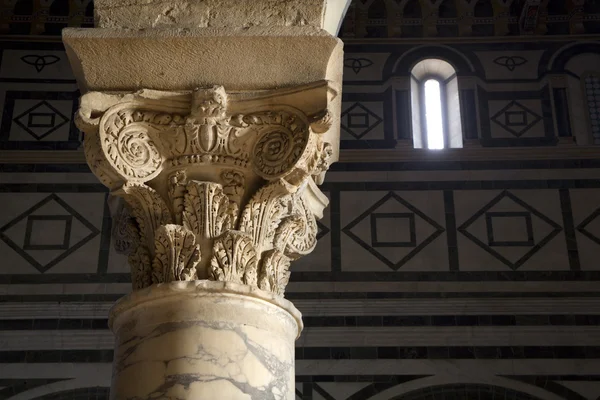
left=62, top=0, right=351, bottom=94
left=62, top=27, right=344, bottom=93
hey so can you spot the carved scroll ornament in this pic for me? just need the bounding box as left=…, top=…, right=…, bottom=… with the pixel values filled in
left=80, top=83, right=335, bottom=296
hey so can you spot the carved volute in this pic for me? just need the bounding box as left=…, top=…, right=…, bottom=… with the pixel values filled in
left=77, top=82, right=335, bottom=295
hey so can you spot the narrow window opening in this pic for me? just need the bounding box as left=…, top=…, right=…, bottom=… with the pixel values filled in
left=410, top=58, right=463, bottom=150
left=424, top=79, right=444, bottom=150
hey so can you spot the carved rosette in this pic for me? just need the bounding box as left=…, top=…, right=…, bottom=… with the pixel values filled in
left=77, top=83, right=335, bottom=296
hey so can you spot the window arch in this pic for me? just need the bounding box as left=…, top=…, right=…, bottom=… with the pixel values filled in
left=410, top=58, right=463, bottom=149
left=557, top=50, right=600, bottom=145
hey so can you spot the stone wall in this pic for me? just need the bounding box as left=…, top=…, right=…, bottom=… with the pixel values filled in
left=0, top=32, right=600, bottom=400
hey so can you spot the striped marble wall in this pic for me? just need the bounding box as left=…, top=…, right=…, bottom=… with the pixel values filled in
left=1, top=35, right=600, bottom=400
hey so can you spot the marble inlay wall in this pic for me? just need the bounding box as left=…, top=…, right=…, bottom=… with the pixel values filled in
left=1, top=29, right=600, bottom=400
left=2, top=0, right=600, bottom=38
left=0, top=37, right=599, bottom=151
left=584, top=74, right=600, bottom=145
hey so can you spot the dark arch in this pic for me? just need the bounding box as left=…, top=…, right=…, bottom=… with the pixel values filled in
left=383, top=46, right=475, bottom=78
left=584, top=0, right=600, bottom=14
left=393, top=384, right=542, bottom=400
left=550, top=42, right=600, bottom=73
left=13, top=0, right=32, bottom=15
left=368, top=0, right=386, bottom=19
left=34, top=387, right=110, bottom=399
left=82, top=0, right=95, bottom=27
left=437, top=0, right=459, bottom=36
left=474, top=0, right=494, bottom=17
left=86, top=0, right=94, bottom=17
left=10, top=0, right=33, bottom=34
left=48, top=0, right=69, bottom=15
left=509, top=1, right=521, bottom=17
left=403, top=0, right=422, bottom=17
left=401, top=0, right=422, bottom=37
left=583, top=0, right=600, bottom=33
left=506, top=1, right=522, bottom=35
left=45, top=0, right=69, bottom=35
left=438, top=0, right=457, bottom=18
left=365, top=0, right=387, bottom=37
left=546, top=0, right=568, bottom=15
left=546, top=0, right=570, bottom=36
left=472, top=0, right=494, bottom=35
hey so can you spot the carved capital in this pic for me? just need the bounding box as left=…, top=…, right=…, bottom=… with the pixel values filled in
left=79, top=82, right=336, bottom=296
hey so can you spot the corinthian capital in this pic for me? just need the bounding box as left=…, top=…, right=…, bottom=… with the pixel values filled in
left=78, top=82, right=335, bottom=295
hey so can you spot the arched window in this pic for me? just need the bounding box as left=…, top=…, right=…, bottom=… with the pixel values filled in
left=410, top=59, right=463, bottom=149
left=559, top=50, right=600, bottom=145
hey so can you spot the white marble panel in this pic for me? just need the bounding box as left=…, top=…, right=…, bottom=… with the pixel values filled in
left=8, top=99, right=73, bottom=142
left=454, top=190, right=568, bottom=272
left=0, top=192, right=106, bottom=275
left=509, top=189, right=568, bottom=271
left=342, top=53, right=390, bottom=82
left=340, top=101, right=384, bottom=141
left=488, top=99, right=545, bottom=139
left=475, top=51, right=545, bottom=80
left=0, top=50, right=74, bottom=80
left=340, top=190, right=448, bottom=272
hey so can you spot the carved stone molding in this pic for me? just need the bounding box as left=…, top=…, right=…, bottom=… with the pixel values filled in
left=78, top=82, right=335, bottom=295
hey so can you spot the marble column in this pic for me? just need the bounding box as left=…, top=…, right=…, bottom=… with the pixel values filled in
left=110, top=281, right=302, bottom=399
left=62, top=1, right=350, bottom=398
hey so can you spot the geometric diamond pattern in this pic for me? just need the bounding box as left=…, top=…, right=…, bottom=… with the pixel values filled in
left=485, top=211, right=534, bottom=247
left=341, top=102, right=383, bottom=139
left=0, top=194, right=100, bottom=273
left=491, top=100, right=542, bottom=137
left=577, top=206, right=600, bottom=246
left=316, top=220, right=330, bottom=241
left=458, top=190, right=562, bottom=270
left=13, top=100, right=69, bottom=140
left=23, top=215, right=73, bottom=250
left=343, top=192, right=445, bottom=270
